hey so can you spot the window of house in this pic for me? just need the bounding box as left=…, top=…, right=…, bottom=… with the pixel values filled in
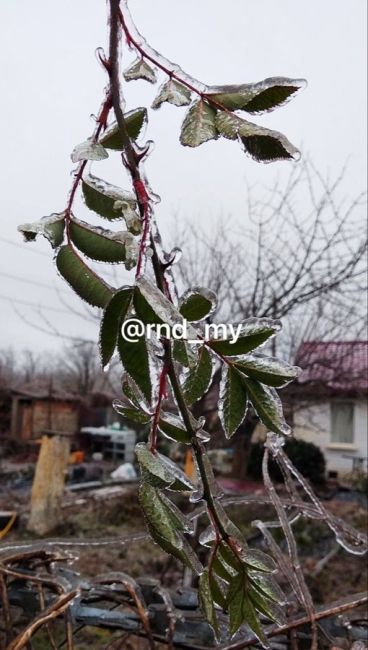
left=330, top=401, right=354, bottom=444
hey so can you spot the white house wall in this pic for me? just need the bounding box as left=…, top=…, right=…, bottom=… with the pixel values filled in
left=293, top=399, right=367, bottom=475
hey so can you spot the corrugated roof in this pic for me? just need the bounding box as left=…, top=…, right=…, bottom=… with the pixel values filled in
left=296, top=341, right=368, bottom=394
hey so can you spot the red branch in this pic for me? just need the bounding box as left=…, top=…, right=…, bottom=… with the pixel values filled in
left=64, top=92, right=112, bottom=242
left=150, top=365, right=168, bottom=452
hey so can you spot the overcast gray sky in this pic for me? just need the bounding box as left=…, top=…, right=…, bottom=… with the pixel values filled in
left=0, top=0, right=366, bottom=354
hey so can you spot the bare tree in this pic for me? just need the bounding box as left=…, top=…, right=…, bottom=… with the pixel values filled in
left=174, top=160, right=367, bottom=477
left=57, top=340, right=120, bottom=397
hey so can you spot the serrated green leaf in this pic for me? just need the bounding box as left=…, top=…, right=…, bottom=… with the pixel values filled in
left=249, top=573, right=285, bottom=605
left=241, top=549, right=276, bottom=573
left=133, top=286, right=163, bottom=326
left=139, top=482, right=180, bottom=545
left=146, top=521, right=202, bottom=575
left=218, top=542, right=243, bottom=573
left=212, top=555, right=234, bottom=583
left=241, top=131, right=299, bottom=163
left=82, top=173, right=136, bottom=221
left=215, top=112, right=300, bottom=162
left=209, top=318, right=281, bottom=356
left=219, top=366, right=248, bottom=439
left=136, top=442, right=194, bottom=491
left=56, top=245, right=113, bottom=308
left=18, top=213, right=65, bottom=249
left=172, top=340, right=197, bottom=368
left=123, top=58, right=157, bottom=83
left=227, top=573, right=267, bottom=643
left=249, top=587, right=286, bottom=625
left=99, top=288, right=133, bottom=368
left=135, top=277, right=198, bottom=339
left=122, top=373, right=149, bottom=411
left=179, top=287, right=217, bottom=322
left=209, top=572, right=228, bottom=609
left=234, top=354, right=299, bottom=387
left=206, top=77, right=305, bottom=113
left=118, top=333, right=152, bottom=402
left=180, top=100, right=217, bottom=148
left=240, top=376, right=291, bottom=435
left=183, top=345, right=213, bottom=404
left=113, top=403, right=151, bottom=424
left=158, top=413, right=192, bottom=444
left=69, top=219, right=131, bottom=264
left=100, top=108, right=148, bottom=149
left=71, top=139, right=108, bottom=163
left=152, top=79, right=192, bottom=110
left=198, top=570, right=220, bottom=638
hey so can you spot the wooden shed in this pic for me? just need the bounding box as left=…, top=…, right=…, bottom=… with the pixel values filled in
left=10, top=388, right=80, bottom=440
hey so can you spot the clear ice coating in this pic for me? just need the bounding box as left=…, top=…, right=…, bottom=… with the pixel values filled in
left=70, top=139, right=108, bottom=163
left=206, top=77, right=307, bottom=114
left=180, top=100, right=218, bottom=148
left=113, top=200, right=142, bottom=235
left=234, top=353, right=300, bottom=387
left=123, top=57, right=157, bottom=84
left=198, top=525, right=216, bottom=547
left=18, top=213, right=65, bottom=249
left=136, top=277, right=198, bottom=339
left=83, top=172, right=137, bottom=207
left=265, top=432, right=368, bottom=556
left=120, top=0, right=208, bottom=94
left=152, top=79, right=192, bottom=110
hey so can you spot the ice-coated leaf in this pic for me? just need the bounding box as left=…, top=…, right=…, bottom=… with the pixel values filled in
left=139, top=482, right=181, bottom=546
left=112, top=401, right=151, bottom=424
left=241, top=131, right=300, bottom=164
left=208, top=317, right=281, bottom=356
left=241, top=549, right=276, bottom=573
left=56, top=245, right=113, bottom=308
left=180, top=100, right=218, bottom=148
left=152, top=79, right=192, bottom=109
left=183, top=345, right=213, bottom=405
left=240, top=376, right=291, bottom=435
left=69, top=219, right=132, bottom=265
left=123, top=57, right=157, bottom=83
left=172, top=340, right=197, bottom=368
left=213, top=555, right=234, bottom=582
left=99, top=108, right=148, bottom=149
left=82, top=173, right=136, bottom=221
left=158, top=413, right=192, bottom=444
left=249, top=573, right=285, bottom=605
left=219, top=366, right=248, bottom=438
left=18, top=213, right=65, bottom=249
left=209, top=572, right=227, bottom=610
left=118, top=333, right=151, bottom=402
left=179, top=287, right=217, bottom=322
left=71, top=139, right=108, bottom=163
left=227, top=572, right=267, bottom=643
left=113, top=201, right=142, bottom=235
left=206, top=77, right=306, bottom=114
left=249, top=587, right=286, bottom=625
left=135, top=277, right=198, bottom=338
left=136, top=442, right=194, bottom=491
left=99, top=288, right=133, bottom=367
left=122, top=373, right=150, bottom=412
left=218, top=542, right=243, bottom=573
left=146, top=520, right=202, bottom=575
left=198, top=570, right=219, bottom=638
left=234, top=354, right=300, bottom=388
left=215, top=112, right=300, bottom=163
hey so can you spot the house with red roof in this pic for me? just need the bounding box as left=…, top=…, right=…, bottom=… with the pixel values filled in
left=292, top=341, right=368, bottom=475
